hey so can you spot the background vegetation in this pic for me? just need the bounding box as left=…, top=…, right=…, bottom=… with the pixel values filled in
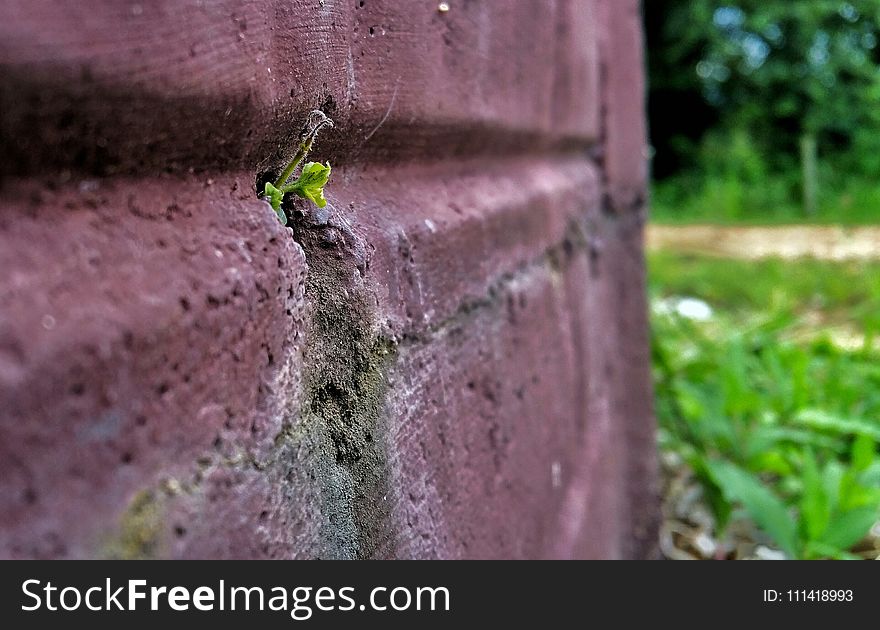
left=646, top=0, right=880, bottom=224
left=651, top=254, right=880, bottom=558
left=645, top=2, right=880, bottom=558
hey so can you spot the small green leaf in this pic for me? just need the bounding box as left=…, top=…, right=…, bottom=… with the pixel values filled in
left=263, top=182, right=287, bottom=225
left=795, top=409, right=880, bottom=441
left=286, top=161, right=331, bottom=208
left=274, top=205, right=287, bottom=225
left=690, top=456, right=733, bottom=528
left=851, top=433, right=875, bottom=473
left=799, top=449, right=830, bottom=542
left=705, top=459, right=799, bottom=558
left=263, top=182, right=284, bottom=211
left=819, top=506, right=878, bottom=552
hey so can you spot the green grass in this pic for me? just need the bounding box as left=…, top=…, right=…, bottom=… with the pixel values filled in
left=650, top=251, right=880, bottom=558
left=651, top=177, right=880, bottom=226
left=649, top=253, right=880, bottom=327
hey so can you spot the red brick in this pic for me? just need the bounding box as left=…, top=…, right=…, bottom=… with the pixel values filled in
left=1, top=0, right=600, bottom=177
left=0, top=0, right=656, bottom=558
left=597, top=0, right=649, bottom=211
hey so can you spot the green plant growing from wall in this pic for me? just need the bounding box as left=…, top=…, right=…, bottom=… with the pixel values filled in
left=262, top=110, right=334, bottom=225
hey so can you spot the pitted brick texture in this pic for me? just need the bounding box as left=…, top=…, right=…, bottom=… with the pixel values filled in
left=0, top=0, right=657, bottom=559
left=1, top=0, right=600, bottom=177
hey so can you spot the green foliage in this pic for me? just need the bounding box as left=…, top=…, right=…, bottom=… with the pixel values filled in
left=651, top=252, right=880, bottom=558
left=648, top=251, right=880, bottom=315
left=263, top=161, right=332, bottom=226
left=705, top=460, right=800, bottom=557
left=647, top=1, right=880, bottom=220
left=652, top=172, right=880, bottom=225
left=261, top=110, right=333, bottom=224
left=286, top=161, right=331, bottom=208
left=653, top=0, right=880, bottom=152
left=263, top=182, right=287, bottom=224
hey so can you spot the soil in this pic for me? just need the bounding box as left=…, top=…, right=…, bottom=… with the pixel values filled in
left=646, top=225, right=880, bottom=260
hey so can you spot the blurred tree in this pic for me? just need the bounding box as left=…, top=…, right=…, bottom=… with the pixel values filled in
left=647, top=1, right=880, bottom=215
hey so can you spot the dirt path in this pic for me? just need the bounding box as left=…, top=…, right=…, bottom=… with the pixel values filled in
left=646, top=225, right=880, bottom=260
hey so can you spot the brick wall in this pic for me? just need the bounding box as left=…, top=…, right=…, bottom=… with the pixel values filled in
left=0, top=0, right=656, bottom=559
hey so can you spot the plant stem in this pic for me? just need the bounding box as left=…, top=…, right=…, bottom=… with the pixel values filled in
left=272, top=114, right=333, bottom=189
left=273, top=140, right=310, bottom=189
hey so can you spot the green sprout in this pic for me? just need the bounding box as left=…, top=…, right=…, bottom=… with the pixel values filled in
left=262, top=110, right=334, bottom=225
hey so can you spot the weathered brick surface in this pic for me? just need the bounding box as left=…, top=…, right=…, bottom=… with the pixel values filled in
left=0, top=0, right=656, bottom=558
left=597, top=0, right=649, bottom=211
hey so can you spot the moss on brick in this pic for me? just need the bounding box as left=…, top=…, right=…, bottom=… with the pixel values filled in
left=287, top=211, right=397, bottom=558
left=100, top=490, right=165, bottom=559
